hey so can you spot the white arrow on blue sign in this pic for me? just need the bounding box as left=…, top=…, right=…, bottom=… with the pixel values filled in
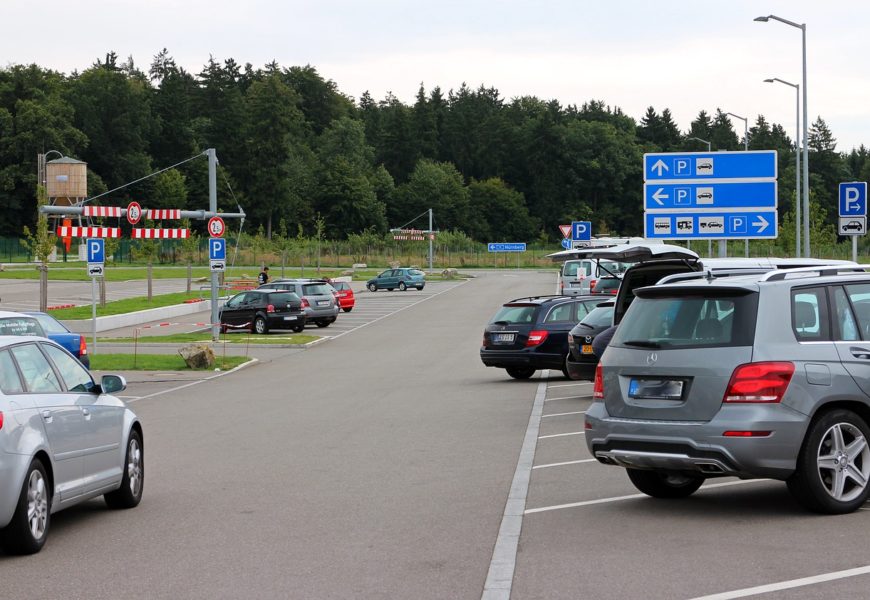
left=644, top=150, right=777, bottom=181
left=644, top=181, right=777, bottom=211
left=86, top=238, right=105, bottom=263
left=644, top=211, right=777, bottom=240
left=839, top=182, right=867, bottom=217
left=488, top=243, right=527, bottom=252
left=571, top=221, right=591, bottom=241
left=560, top=238, right=571, bottom=250
left=209, top=237, right=227, bottom=261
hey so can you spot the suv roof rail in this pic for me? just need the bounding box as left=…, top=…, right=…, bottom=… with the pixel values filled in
left=508, top=294, right=571, bottom=303
left=759, top=265, right=869, bottom=282
left=658, top=268, right=773, bottom=285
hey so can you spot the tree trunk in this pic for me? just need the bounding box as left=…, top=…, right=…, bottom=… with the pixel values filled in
left=147, top=262, right=153, bottom=301
left=99, top=276, right=106, bottom=307
left=39, top=265, right=48, bottom=312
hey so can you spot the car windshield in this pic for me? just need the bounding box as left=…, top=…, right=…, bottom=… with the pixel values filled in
left=332, top=282, right=349, bottom=291
left=595, top=278, right=620, bottom=290
left=490, top=304, right=538, bottom=325
left=30, top=313, right=69, bottom=334
left=409, top=269, right=424, bottom=276
left=269, top=292, right=299, bottom=304
left=612, top=293, right=758, bottom=348
left=580, top=306, right=615, bottom=328
left=0, top=317, right=44, bottom=336
left=302, top=283, right=332, bottom=296
left=563, top=262, right=591, bottom=277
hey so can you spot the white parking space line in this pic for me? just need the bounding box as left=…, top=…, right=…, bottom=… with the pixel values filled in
left=687, top=565, right=870, bottom=600
left=524, top=479, right=769, bottom=515
left=543, top=395, right=590, bottom=402
left=533, top=459, right=596, bottom=470
left=537, top=431, right=585, bottom=439
left=547, top=382, right=594, bottom=389
left=541, top=411, right=586, bottom=418
left=482, top=370, right=548, bottom=600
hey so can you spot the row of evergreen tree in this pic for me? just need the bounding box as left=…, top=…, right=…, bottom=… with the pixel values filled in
left=1, top=50, right=868, bottom=244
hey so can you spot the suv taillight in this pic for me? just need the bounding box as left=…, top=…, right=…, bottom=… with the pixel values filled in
left=589, top=279, right=597, bottom=292
left=301, top=298, right=310, bottom=309
left=525, top=330, right=548, bottom=347
left=593, top=363, right=604, bottom=400
left=79, top=336, right=88, bottom=356
left=0, top=411, right=3, bottom=430
left=723, top=362, right=795, bottom=403
left=266, top=304, right=275, bottom=313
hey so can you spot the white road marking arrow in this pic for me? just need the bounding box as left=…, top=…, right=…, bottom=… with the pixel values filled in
left=753, top=215, right=769, bottom=232
left=652, top=188, right=668, bottom=206
left=651, top=159, right=668, bottom=176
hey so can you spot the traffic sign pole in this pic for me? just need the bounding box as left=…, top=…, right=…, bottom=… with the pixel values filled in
left=208, top=149, right=220, bottom=342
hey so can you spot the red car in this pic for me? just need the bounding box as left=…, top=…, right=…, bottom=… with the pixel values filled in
left=330, top=281, right=355, bottom=312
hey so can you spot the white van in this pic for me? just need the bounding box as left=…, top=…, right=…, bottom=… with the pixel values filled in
left=558, top=258, right=628, bottom=296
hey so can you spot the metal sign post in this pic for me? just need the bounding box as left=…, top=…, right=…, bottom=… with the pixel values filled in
left=86, top=238, right=105, bottom=355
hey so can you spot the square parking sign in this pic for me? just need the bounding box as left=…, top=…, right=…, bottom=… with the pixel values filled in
left=839, top=182, right=867, bottom=217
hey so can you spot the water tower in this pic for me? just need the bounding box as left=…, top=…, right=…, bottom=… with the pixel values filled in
left=40, top=154, right=88, bottom=259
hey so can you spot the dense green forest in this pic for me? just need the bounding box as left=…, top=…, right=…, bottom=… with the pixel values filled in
left=1, top=50, right=868, bottom=248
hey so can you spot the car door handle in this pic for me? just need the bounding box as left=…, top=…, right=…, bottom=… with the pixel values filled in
left=850, top=347, right=870, bottom=360
left=41, top=410, right=53, bottom=423
left=82, top=408, right=91, bottom=419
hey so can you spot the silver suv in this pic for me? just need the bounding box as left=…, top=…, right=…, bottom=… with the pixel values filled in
left=258, top=279, right=339, bottom=328
left=586, top=264, right=870, bottom=514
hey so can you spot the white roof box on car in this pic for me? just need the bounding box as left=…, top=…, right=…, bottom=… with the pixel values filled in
left=547, top=241, right=699, bottom=263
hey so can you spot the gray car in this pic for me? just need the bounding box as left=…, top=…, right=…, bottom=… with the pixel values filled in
left=586, top=264, right=870, bottom=514
left=0, top=336, right=143, bottom=554
left=258, top=279, right=340, bottom=327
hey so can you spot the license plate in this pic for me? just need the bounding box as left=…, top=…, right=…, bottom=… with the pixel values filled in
left=492, top=333, right=515, bottom=344
left=628, top=378, right=684, bottom=400
left=582, top=344, right=594, bottom=355
left=283, top=316, right=297, bottom=321
left=317, top=301, right=329, bottom=306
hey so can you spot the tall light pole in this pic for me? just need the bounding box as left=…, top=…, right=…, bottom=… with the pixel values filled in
left=765, top=77, right=801, bottom=258
left=755, top=14, right=809, bottom=257
left=725, top=112, right=750, bottom=256
left=687, top=137, right=711, bottom=151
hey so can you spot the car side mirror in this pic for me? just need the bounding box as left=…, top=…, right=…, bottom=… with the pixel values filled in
left=101, top=374, right=127, bottom=394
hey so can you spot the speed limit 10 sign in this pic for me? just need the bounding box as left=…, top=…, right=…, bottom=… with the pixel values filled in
left=207, top=216, right=225, bottom=237
left=127, top=201, right=142, bottom=225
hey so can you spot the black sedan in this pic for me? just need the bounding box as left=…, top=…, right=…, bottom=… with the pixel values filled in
left=219, top=290, right=307, bottom=334
left=480, top=295, right=603, bottom=379
left=565, top=301, right=614, bottom=381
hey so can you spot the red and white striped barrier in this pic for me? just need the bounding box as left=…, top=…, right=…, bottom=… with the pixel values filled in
left=132, top=228, right=189, bottom=239
left=145, top=209, right=182, bottom=220
left=56, top=226, right=121, bottom=238
left=83, top=206, right=122, bottom=218
left=135, top=321, right=251, bottom=331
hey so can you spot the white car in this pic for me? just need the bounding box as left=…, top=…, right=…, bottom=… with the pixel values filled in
left=0, top=336, right=143, bottom=554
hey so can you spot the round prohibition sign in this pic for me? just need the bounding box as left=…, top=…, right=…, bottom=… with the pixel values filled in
left=126, top=201, right=142, bottom=225
left=208, top=216, right=225, bottom=237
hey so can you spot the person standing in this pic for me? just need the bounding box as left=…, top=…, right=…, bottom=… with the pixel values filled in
left=257, top=266, right=270, bottom=286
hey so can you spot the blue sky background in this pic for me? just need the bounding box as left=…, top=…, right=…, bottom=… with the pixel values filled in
left=4, top=1, right=869, bottom=150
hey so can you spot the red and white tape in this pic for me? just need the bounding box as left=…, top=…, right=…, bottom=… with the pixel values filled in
left=83, top=206, right=122, bottom=218
left=145, top=209, right=182, bottom=220
left=132, top=228, right=189, bottom=239
left=56, top=226, right=121, bottom=238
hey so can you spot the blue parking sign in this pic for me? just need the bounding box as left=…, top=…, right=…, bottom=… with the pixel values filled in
left=208, top=238, right=226, bottom=261
left=839, top=182, right=867, bottom=217
left=86, top=238, right=105, bottom=263
left=571, top=221, right=592, bottom=241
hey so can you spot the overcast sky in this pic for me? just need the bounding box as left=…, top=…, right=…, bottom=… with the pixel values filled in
left=4, top=0, right=869, bottom=151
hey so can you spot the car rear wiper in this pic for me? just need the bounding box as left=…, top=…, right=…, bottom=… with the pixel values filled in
left=622, top=340, right=662, bottom=348
left=492, top=320, right=511, bottom=326
left=578, top=322, right=594, bottom=329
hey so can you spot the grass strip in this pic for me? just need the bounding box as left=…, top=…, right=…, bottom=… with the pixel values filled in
left=100, top=333, right=319, bottom=345
left=89, top=353, right=249, bottom=371
left=50, top=291, right=207, bottom=320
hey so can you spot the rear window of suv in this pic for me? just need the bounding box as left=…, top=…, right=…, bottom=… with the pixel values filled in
left=268, top=292, right=299, bottom=305
left=613, top=292, right=758, bottom=348
left=491, top=304, right=538, bottom=325
left=302, top=283, right=333, bottom=296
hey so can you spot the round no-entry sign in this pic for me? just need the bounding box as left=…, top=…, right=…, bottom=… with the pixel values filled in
left=127, top=201, right=142, bottom=225
left=208, top=216, right=225, bottom=237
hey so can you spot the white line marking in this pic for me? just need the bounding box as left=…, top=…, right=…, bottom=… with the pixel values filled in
left=544, top=395, right=590, bottom=402
left=127, top=358, right=259, bottom=402
left=525, top=479, right=770, bottom=514
left=687, top=565, right=870, bottom=599
left=547, top=382, right=594, bottom=389
left=481, top=370, right=548, bottom=600
left=538, top=431, right=585, bottom=439
left=533, top=459, right=597, bottom=470
left=541, top=411, right=586, bottom=418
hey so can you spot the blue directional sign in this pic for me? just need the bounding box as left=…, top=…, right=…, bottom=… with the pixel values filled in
left=644, top=211, right=777, bottom=240
left=644, top=181, right=777, bottom=211
left=839, top=182, right=867, bottom=217
left=488, top=243, right=526, bottom=252
left=208, top=237, right=227, bottom=261
left=86, top=238, right=105, bottom=263
left=560, top=238, right=571, bottom=250
left=571, top=221, right=591, bottom=241
left=644, top=151, right=777, bottom=181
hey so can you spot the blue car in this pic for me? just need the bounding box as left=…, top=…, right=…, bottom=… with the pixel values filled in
left=26, top=311, right=90, bottom=368
left=366, top=268, right=426, bottom=292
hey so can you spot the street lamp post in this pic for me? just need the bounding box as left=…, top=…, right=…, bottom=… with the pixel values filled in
left=765, top=77, right=801, bottom=258
left=725, top=112, right=750, bottom=257
left=755, top=14, right=809, bottom=257
left=687, top=137, right=711, bottom=151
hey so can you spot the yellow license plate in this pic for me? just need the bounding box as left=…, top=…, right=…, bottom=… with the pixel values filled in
left=582, top=344, right=594, bottom=355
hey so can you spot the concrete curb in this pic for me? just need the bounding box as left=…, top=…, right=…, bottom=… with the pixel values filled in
left=61, top=300, right=214, bottom=333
